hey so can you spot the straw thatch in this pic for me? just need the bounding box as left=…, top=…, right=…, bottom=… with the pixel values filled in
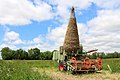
left=63, top=7, right=80, bottom=53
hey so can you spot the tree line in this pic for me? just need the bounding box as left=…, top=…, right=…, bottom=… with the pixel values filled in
left=1, top=47, right=53, bottom=60
left=1, top=47, right=120, bottom=60
left=87, top=52, right=120, bottom=59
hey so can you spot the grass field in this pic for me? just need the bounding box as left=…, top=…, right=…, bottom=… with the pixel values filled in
left=0, top=60, right=58, bottom=80
left=102, top=58, right=120, bottom=73
left=0, top=58, right=120, bottom=80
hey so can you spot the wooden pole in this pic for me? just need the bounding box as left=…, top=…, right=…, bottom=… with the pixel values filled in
left=107, top=64, right=112, bottom=72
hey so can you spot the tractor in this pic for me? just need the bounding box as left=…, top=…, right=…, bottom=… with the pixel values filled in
left=53, top=49, right=102, bottom=73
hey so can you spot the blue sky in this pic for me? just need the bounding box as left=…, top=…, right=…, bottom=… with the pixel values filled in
left=0, top=0, right=120, bottom=56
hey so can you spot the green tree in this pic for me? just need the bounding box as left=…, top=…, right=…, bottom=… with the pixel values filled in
left=99, top=52, right=105, bottom=58
left=40, top=51, right=53, bottom=60
left=1, top=47, right=14, bottom=60
left=13, top=49, right=28, bottom=60
left=28, top=48, right=40, bottom=60
left=91, top=52, right=97, bottom=59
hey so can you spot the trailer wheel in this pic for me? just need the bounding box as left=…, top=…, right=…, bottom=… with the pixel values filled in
left=72, top=70, right=77, bottom=75
left=59, top=61, right=67, bottom=71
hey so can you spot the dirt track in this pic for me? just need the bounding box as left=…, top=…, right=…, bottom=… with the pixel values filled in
left=33, top=68, right=120, bottom=80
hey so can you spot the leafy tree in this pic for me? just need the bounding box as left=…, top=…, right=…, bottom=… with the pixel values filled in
left=91, top=52, right=97, bottom=59
left=1, top=47, right=14, bottom=60
left=99, top=52, right=106, bottom=58
left=113, top=52, right=119, bottom=58
left=28, top=48, right=40, bottom=60
left=40, top=51, right=53, bottom=60
left=13, top=49, right=28, bottom=60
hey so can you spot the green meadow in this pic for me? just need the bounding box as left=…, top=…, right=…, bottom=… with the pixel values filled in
left=0, top=58, right=120, bottom=80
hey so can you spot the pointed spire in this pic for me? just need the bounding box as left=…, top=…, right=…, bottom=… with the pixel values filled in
left=63, top=7, right=80, bottom=53
left=70, top=6, right=75, bottom=18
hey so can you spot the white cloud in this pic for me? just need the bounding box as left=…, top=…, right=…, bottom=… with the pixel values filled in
left=12, top=39, right=23, bottom=45
left=45, top=0, right=92, bottom=22
left=33, top=37, right=41, bottom=44
left=83, top=9, right=120, bottom=52
left=4, top=30, right=23, bottom=45
left=4, top=31, right=19, bottom=41
left=0, top=0, right=92, bottom=25
left=88, top=10, right=120, bottom=32
left=23, top=36, right=42, bottom=45
left=0, top=44, right=17, bottom=50
left=0, top=0, right=53, bottom=25
left=51, top=0, right=92, bottom=10
left=47, top=24, right=67, bottom=42
left=93, top=0, right=120, bottom=9
left=22, top=42, right=53, bottom=51
left=77, top=23, right=88, bottom=37
left=47, top=23, right=67, bottom=50
left=22, top=36, right=56, bottom=51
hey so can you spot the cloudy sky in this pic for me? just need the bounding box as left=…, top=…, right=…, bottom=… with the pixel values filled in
left=0, top=0, right=120, bottom=54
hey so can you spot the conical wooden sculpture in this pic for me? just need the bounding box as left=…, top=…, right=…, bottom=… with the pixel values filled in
left=63, top=6, right=80, bottom=53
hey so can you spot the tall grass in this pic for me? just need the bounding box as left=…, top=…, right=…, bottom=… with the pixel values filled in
left=0, top=60, right=58, bottom=80
left=0, top=58, right=120, bottom=80
left=103, top=58, right=120, bottom=73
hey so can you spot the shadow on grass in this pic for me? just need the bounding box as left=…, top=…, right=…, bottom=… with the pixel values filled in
left=70, top=70, right=103, bottom=75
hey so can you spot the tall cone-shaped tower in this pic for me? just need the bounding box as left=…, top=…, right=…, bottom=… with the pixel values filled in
left=63, top=6, right=80, bottom=53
